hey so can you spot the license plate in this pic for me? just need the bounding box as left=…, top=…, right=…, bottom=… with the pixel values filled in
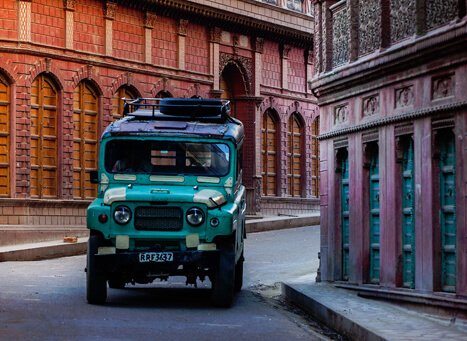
left=139, top=252, right=174, bottom=263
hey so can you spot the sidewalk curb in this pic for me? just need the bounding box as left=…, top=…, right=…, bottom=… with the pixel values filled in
left=282, top=283, right=384, bottom=341
left=0, top=239, right=88, bottom=262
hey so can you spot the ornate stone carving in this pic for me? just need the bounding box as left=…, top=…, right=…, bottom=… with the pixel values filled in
left=144, top=12, right=157, bottom=29
left=64, top=0, right=75, bottom=11
left=395, top=86, right=414, bottom=108
left=104, top=1, right=117, bottom=20
left=334, top=104, right=349, bottom=125
left=281, top=44, right=292, bottom=59
left=254, top=37, right=264, bottom=54
left=210, top=27, right=222, bottom=43
left=390, top=0, right=415, bottom=43
left=358, top=0, right=381, bottom=56
left=232, top=35, right=239, bottom=55
left=178, top=19, right=188, bottom=36
left=432, top=75, right=454, bottom=100
left=219, top=53, right=253, bottom=95
left=426, top=0, right=458, bottom=30
left=362, top=94, right=380, bottom=117
left=332, top=7, right=349, bottom=68
left=45, top=58, right=51, bottom=73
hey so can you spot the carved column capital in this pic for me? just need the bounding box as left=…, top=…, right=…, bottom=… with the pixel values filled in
left=63, top=0, right=75, bottom=11
left=144, top=12, right=157, bottom=29
left=104, top=1, right=117, bottom=20
left=253, top=37, right=264, bottom=54
left=178, top=19, right=189, bottom=36
left=210, top=27, right=222, bottom=43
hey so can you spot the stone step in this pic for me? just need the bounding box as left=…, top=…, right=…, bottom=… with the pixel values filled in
left=0, top=225, right=88, bottom=246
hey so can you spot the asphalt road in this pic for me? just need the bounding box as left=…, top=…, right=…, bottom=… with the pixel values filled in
left=0, top=226, right=327, bottom=341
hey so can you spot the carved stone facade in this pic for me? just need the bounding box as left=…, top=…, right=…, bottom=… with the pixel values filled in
left=332, top=5, right=349, bottom=67
left=390, top=0, right=416, bottom=43
left=311, top=0, right=467, bottom=306
left=358, top=0, right=381, bottom=56
left=426, top=0, right=458, bottom=30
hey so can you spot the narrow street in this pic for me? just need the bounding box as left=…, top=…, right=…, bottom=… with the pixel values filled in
left=0, top=226, right=339, bottom=340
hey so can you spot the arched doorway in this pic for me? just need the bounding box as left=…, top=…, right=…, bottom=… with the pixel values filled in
left=220, top=62, right=246, bottom=117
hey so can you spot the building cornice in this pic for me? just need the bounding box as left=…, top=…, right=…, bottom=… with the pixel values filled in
left=318, top=100, right=467, bottom=141
left=116, top=0, right=314, bottom=48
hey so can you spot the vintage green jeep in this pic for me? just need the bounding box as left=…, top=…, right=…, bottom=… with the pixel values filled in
left=86, top=98, right=246, bottom=307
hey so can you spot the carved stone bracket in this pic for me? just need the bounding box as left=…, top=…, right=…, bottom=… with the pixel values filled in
left=178, top=19, right=189, bottom=36
left=254, top=37, right=264, bottom=54
left=281, top=44, right=292, bottom=59
left=145, top=12, right=157, bottom=29
left=64, top=0, right=75, bottom=11
left=210, top=27, right=222, bottom=43
left=104, top=1, right=117, bottom=20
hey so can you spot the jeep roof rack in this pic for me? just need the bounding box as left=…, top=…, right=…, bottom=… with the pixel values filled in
left=122, top=98, right=233, bottom=122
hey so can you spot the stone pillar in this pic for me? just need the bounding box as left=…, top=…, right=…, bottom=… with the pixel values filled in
left=144, top=12, right=156, bottom=64
left=64, top=0, right=75, bottom=50
left=210, top=27, right=222, bottom=91
left=281, top=44, right=291, bottom=90
left=18, top=0, right=32, bottom=43
left=414, top=118, right=434, bottom=292
left=178, top=19, right=188, bottom=70
left=104, top=1, right=117, bottom=57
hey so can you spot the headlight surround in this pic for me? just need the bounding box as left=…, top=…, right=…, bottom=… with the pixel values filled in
left=113, top=205, right=132, bottom=225
left=186, top=207, right=205, bottom=227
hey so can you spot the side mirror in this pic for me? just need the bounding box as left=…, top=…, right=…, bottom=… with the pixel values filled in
left=89, top=170, right=99, bottom=184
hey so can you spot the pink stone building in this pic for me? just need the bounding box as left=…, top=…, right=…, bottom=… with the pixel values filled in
left=313, top=0, right=467, bottom=304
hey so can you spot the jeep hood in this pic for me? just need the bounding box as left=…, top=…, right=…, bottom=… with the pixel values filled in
left=103, top=185, right=227, bottom=208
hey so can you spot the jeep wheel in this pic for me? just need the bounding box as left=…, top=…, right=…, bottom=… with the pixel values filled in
left=234, top=252, right=244, bottom=292
left=211, top=242, right=235, bottom=308
left=86, top=235, right=107, bottom=304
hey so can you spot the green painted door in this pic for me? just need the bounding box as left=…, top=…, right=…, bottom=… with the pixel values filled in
left=341, top=153, right=350, bottom=281
left=369, top=150, right=380, bottom=284
left=439, top=132, right=456, bottom=292
left=402, top=139, right=415, bottom=288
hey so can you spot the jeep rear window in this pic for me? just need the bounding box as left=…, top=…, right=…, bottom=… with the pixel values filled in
left=105, top=140, right=230, bottom=177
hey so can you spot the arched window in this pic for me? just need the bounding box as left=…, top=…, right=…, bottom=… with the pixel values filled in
left=311, top=117, right=320, bottom=197
left=0, top=76, right=9, bottom=196
left=31, top=74, right=58, bottom=198
left=112, top=85, right=138, bottom=120
left=287, top=113, right=303, bottom=196
left=73, top=81, right=98, bottom=199
left=261, top=109, right=278, bottom=196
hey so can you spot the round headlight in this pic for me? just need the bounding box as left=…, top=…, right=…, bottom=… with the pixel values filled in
left=186, top=207, right=204, bottom=226
left=114, top=205, right=132, bottom=225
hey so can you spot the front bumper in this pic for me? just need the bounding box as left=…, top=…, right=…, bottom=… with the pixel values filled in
left=93, top=250, right=219, bottom=276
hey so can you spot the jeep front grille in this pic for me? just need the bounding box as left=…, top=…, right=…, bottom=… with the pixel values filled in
left=134, top=207, right=183, bottom=231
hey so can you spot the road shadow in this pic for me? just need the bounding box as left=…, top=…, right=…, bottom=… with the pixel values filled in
left=104, top=281, right=250, bottom=309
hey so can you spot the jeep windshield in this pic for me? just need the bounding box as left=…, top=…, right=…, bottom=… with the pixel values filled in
left=104, top=140, right=230, bottom=177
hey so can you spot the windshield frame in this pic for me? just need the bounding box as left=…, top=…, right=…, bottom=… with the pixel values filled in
left=103, top=138, right=232, bottom=178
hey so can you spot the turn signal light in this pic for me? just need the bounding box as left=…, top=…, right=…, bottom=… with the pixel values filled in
left=98, top=214, right=108, bottom=223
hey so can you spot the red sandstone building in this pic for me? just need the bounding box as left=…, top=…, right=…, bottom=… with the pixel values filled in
left=313, top=1, right=467, bottom=303
left=0, top=0, right=318, bottom=244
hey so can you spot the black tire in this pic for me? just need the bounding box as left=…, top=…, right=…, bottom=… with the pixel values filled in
left=108, top=278, right=126, bottom=289
left=234, top=252, right=244, bottom=292
left=211, top=242, right=236, bottom=308
left=86, top=235, right=107, bottom=304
